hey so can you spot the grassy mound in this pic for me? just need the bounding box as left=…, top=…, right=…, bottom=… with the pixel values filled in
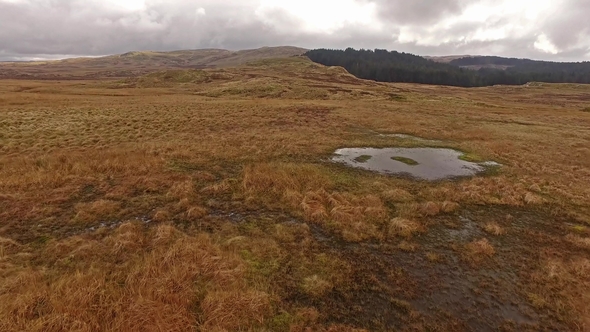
left=132, top=69, right=211, bottom=87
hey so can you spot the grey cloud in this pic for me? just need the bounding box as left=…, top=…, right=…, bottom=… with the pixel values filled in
left=0, top=0, right=588, bottom=61
left=0, top=0, right=265, bottom=56
left=369, top=0, right=471, bottom=25
left=542, top=0, right=590, bottom=49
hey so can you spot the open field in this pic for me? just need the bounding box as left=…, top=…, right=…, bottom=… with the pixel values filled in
left=1, top=57, right=590, bottom=331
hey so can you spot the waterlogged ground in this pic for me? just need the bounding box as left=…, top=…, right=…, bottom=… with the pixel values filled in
left=333, top=147, right=499, bottom=180
left=303, top=205, right=572, bottom=331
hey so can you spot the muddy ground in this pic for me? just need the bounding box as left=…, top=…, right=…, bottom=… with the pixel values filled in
left=244, top=205, right=582, bottom=331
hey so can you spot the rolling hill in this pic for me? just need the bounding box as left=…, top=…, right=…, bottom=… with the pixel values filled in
left=0, top=46, right=307, bottom=80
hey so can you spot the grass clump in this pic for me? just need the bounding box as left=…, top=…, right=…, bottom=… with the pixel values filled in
left=426, top=252, right=442, bottom=262
left=301, top=275, right=333, bottom=297
left=398, top=241, right=419, bottom=252
left=464, top=238, right=495, bottom=264
left=440, top=201, right=460, bottom=213
left=524, top=192, right=544, bottom=205
left=73, top=199, right=122, bottom=225
left=387, top=218, right=421, bottom=238
left=421, top=201, right=441, bottom=216
left=483, top=222, right=506, bottom=236
left=391, top=156, right=418, bottom=165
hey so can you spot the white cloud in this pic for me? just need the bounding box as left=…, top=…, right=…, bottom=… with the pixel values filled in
left=534, top=34, right=559, bottom=54
left=256, top=0, right=379, bottom=34
left=103, top=0, right=146, bottom=11
left=386, top=0, right=558, bottom=52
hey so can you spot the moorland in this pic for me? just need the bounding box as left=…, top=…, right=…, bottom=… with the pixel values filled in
left=1, top=51, right=589, bottom=331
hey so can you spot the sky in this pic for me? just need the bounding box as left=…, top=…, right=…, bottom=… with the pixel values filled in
left=0, top=0, right=589, bottom=61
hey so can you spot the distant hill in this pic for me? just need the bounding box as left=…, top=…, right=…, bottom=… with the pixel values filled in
left=424, top=55, right=472, bottom=63
left=306, top=48, right=590, bottom=87
left=0, top=46, right=307, bottom=79
left=449, top=56, right=548, bottom=67
left=306, top=48, right=485, bottom=86
left=426, top=55, right=512, bottom=70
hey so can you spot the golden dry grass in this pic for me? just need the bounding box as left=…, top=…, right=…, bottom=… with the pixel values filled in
left=483, top=222, right=506, bottom=236
left=388, top=218, right=421, bottom=238
left=301, top=275, right=334, bottom=297
left=529, top=257, right=590, bottom=330
left=565, top=234, right=590, bottom=249
left=0, top=223, right=261, bottom=331
left=1, top=57, right=589, bottom=330
left=464, top=238, right=496, bottom=264
left=398, top=241, right=419, bottom=252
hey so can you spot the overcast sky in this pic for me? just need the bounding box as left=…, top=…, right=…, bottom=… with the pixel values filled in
left=1, top=0, right=589, bottom=61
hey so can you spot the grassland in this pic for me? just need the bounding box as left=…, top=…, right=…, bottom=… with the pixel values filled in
left=1, top=57, right=589, bottom=331
left=0, top=46, right=307, bottom=80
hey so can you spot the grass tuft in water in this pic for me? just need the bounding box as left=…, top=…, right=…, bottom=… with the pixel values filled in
left=391, top=156, right=419, bottom=165
left=354, top=155, right=372, bottom=163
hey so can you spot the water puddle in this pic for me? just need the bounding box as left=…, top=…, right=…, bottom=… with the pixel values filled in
left=332, top=147, right=499, bottom=180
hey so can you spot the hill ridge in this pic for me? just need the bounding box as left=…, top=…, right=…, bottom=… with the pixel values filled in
left=0, top=46, right=308, bottom=79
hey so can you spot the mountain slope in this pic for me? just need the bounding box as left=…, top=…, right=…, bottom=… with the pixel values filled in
left=0, top=46, right=307, bottom=79
left=306, top=48, right=482, bottom=86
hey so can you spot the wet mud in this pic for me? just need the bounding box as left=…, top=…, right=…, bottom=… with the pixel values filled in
left=302, top=206, right=574, bottom=331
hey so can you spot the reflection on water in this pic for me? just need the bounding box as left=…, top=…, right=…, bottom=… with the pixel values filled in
left=333, top=147, right=499, bottom=180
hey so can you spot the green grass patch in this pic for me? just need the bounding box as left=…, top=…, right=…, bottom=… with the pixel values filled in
left=479, top=164, right=502, bottom=177
left=266, top=312, right=294, bottom=332
left=31, top=235, right=52, bottom=248
left=571, top=225, right=587, bottom=233
left=389, top=93, right=406, bottom=101
left=391, top=156, right=418, bottom=165
left=240, top=249, right=281, bottom=278
left=354, top=155, right=372, bottom=163
left=330, top=170, right=361, bottom=191
left=458, top=152, right=484, bottom=163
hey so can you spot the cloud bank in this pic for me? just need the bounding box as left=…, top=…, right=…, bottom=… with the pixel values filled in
left=0, top=0, right=589, bottom=61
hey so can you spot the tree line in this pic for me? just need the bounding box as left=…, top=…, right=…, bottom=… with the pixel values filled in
left=305, top=48, right=590, bottom=87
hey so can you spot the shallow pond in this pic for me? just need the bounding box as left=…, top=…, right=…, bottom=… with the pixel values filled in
left=332, top=147, right=499, bottom=180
